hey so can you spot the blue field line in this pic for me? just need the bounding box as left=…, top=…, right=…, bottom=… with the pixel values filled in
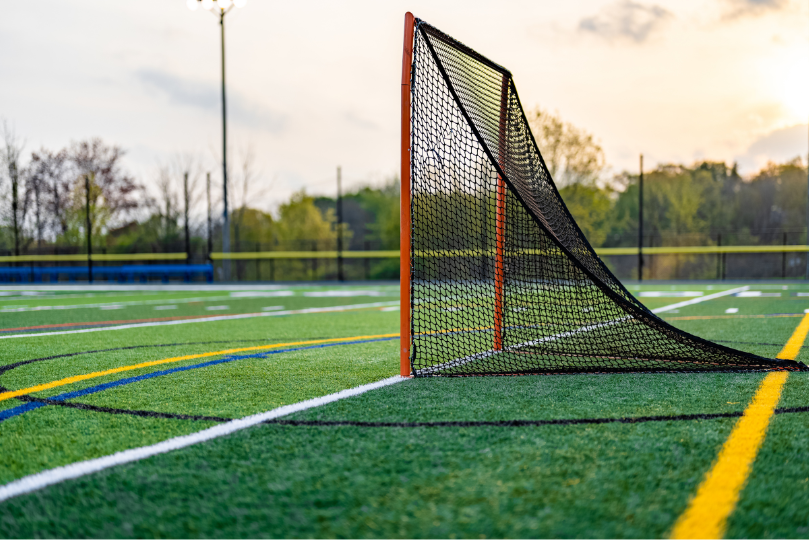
left=0, top=337, right=398, bottom=423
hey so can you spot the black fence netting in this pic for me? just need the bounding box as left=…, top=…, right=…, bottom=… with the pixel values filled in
left=408, top=19, right=807, bottom=376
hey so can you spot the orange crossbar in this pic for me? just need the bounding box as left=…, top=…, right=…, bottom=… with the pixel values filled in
left=493, top=75, right=509, bottom=351
left=400, top=12, right=415, bottom=377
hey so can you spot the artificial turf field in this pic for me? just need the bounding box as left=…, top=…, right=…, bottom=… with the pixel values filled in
left=0, top=282, right=808, bottom=538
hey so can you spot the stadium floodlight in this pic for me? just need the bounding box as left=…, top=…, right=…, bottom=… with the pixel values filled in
left=399, top=12, right=808, bottom=377
left=188, top=0, right=247, bottom=280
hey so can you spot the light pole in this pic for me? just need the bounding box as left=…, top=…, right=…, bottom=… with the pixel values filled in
left=188, top=0, right=247, bottom=280
left=638, top=154, right=643, bottom=282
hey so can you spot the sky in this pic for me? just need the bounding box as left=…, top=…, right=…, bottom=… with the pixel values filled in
left=1, top=0, right=808, bottom=213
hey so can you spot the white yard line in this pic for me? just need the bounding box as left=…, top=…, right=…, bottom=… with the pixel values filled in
left=303, top=290, right=391, bottom=297
left=0, top=284, right=295, bottom=292
left=0, top=293, right=296, bottom=313
left=650, top=285, right=749, bottom=314
left=0, top=376, right=407, bottom=504
left=0, top=284, right=399, bottom=293
left=0, top=295, right=228, bottom=313
left=0, top=301, right=399, bottom=340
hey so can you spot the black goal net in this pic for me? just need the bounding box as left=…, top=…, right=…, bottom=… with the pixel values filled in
left=406, top=19, right=806, bottom=376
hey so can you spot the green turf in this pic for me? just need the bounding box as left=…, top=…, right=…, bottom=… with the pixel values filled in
left=0, top=307, right=400, bottom=483
left=0, top=415, right=734, bottom=538
left=1, top=282, right=808, bottom=537
left=0, top=286, right=398, bottom=330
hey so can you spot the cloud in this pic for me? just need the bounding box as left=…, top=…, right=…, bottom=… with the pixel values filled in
left=136, top=69, right=286, bottom=134
left=343, top=110, right=378, bottom=131
left=724, top=0, right=789, bottom=18
left=735, top=124, right=807, bottom=173
left=578, top=1, right=672, bottom=43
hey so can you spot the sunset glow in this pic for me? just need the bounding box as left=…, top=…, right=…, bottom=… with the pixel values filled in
left=0, top=0, right=806, bottom=203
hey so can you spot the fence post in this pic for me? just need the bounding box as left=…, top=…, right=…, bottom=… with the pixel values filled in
left=638, top=154, right=643, bottom=281
left=716, top=233, right=721, bottom=280
left=365, top=240, right=371, bottom=280
left=337, top=166, right=344, bottom=282
left=85, top=174, right=93, bottom=284
left=312, top=240, right=318, bottom=281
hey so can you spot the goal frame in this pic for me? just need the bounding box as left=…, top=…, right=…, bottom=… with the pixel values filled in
left=400, top=12, right=507, bottom=377
left=400, top=12, right=415, bottom=378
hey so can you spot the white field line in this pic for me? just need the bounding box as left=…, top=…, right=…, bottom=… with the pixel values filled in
left=0, top=284, right=400, bottom=293
left=0, top=284, right=296, bottom=292
left=416, top=317, right=631, bottom=375
left=303, top=290, right=391, bottom=297
left=0, top=375, right=407, bottom=504
left=415, top=286, right=748, bottom=375
left=650, top=286, right=749, bottom=314
left=0, top=293, right=296, bottom=313
left=0, top=301, right=399, bottom=340
left=230, top=291, right=295, bottom=298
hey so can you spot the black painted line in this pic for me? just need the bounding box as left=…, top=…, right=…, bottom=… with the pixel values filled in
left=0, top=339, right=306, bottom=376
left=11, top=393, right=231, bottom=422
left=262, top=412, right=744, bottom=428
left=260, top=406, right=809, bottom=428
left=713, top=340, right=786, bottom=348
left=8, top=391, right=809, bottom=427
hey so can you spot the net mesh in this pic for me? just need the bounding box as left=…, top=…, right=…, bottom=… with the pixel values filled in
left=408, top=20, right=807, bottom=376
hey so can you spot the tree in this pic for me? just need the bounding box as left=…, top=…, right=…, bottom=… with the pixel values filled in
left=228, top=143, right=269, bottom=253
left=526, top=107, right=606, bottom=188
left=28, top=148, right=71, bottom=244
left=154, top=166, right=181, bottom=251
left=69, top=139, right=142, bottom=227
left=276, top=190, right=341, bottom=247
left=148, top=154, right=205, bottom=254
left=314, top=175, right=399, bottom=250
left=558, top=182, right=613, bottom=247
left=229, top=207, right=274, bottom=247
left=0, top=120, right=28, bottom=255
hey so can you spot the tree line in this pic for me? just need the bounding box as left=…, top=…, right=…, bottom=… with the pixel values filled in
left=2, top=112, right=807, bottom=278
left=527, top=108, right=809, bottom=249
left=0, top=120, right=403, bottom=278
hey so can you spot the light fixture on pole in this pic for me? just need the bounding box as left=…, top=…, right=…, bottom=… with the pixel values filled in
left=188, top=0, right=247, bottom=280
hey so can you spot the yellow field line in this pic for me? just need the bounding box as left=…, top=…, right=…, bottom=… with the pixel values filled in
left=669, top=313, right=809, bottom=539
left=0, top=333, right=399, bottom=404
left=776, top=314, right=809, bottom=360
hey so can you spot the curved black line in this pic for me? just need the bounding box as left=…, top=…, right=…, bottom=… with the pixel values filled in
left=8, top=388, right=809, bottom=427
left=3, top=336, right=804, bottom=426
left=0, top=339, right=327, bottom=414
left=264, top=406, right=809, bottom=428
left=714, top=340, right=786, bottom=348
left=13, top=393, right=231, bottom=422
left=264, top=414, right=741, bottom=427
left=0, top=339, right=326, bottom=376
